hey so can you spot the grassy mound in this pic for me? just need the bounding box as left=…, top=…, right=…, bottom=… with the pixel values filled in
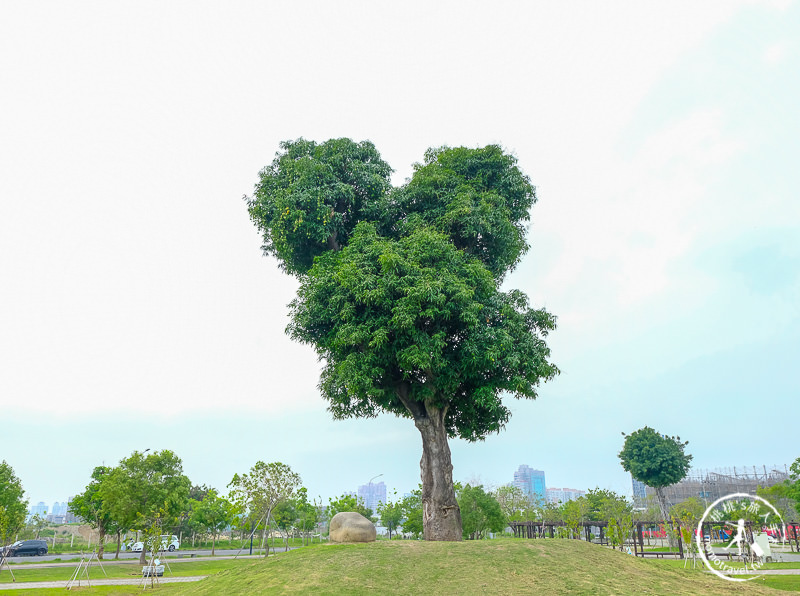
left=167, top=538, right=783, bottom=595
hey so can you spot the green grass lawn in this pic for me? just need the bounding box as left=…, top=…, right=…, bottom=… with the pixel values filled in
left=2, top=539, right=799, bottom=595
left=168, top=539, right=797, bottom=595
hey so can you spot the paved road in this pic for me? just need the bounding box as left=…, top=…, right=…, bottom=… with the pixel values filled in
left=2, top=546, right=294, bottom=564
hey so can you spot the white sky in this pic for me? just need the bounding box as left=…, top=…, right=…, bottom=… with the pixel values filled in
left=1, top=1, right=797, bottom=508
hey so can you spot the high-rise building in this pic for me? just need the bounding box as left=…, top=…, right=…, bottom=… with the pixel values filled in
left=545, top=487, right=586, bottom=504
left=357, top=481, right=387, bottom=513
left=631, top=476, right=647, bottom=503
left=51, top=501, right=67, bottom=516
left=27, top=502, right=47, bottom=522
left=513, top=465, right=546, bottom=504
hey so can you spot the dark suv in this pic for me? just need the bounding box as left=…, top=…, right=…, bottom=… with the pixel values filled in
left=2, top=539, right=48, bottom=556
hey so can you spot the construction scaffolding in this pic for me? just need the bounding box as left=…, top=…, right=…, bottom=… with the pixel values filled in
left=640, top=464, right=790, bottom=508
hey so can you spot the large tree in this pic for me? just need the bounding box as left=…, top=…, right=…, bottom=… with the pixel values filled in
left=0, top=460, right=28, bottom=545
left=99, top=450, right=191, bottom=564
left=247, top=139, right=558, bottom=540
left=618, top=426, right=692, bottom=521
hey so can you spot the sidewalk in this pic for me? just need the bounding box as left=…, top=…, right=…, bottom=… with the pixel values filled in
left=0, top=575, right=207, bottom=590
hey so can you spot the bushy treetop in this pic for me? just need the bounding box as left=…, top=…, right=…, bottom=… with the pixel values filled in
left=618, top=426, right=692, bottom=489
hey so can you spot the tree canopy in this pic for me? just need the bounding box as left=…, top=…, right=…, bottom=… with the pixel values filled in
left=457, top=484, right=505, bottom=540
left=68, top=466, right=117, bottom=559
left=99, top=450, right=191, bottom=563
left=228, top=461, right=301, bottom=556
left=190, top=489, right=236, bottom=556
left=247, top=138, right=557, bottom=540
left=618, top=426, right=692, bottom=519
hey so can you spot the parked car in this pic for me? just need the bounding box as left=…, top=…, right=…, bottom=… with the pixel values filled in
left=1, top=539, right=48, bottom=556
left=128, top=535, right=180, bottom=553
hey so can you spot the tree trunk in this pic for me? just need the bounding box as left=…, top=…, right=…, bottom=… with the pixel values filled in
left=114, top=530, right=121, bottom=560
left=98, top=526, right=106, bottom=559
left=211, top=533, right=216, bottom=556
left=414, top=404, right=462, bottom=541
left=654, top=487, right=669, bottom=522
left=655, top=487, right=675, bottom=548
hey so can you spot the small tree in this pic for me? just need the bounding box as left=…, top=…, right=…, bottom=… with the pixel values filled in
left=399, top=490, right=423, bottom=539
left=671, top=497, right=704, bottom=555
left=228, top=462, right=301, bottom=557
left=0, top=461, right=28, bottom=545
left=561, top=498, right=588, bottom=540
left=69, top=466, right=117, bottom=559
left=378, top=494, right=403, bottom=539
left=619, top=427, right=692, bottom=521
left=598, top=491, right=634, bottom=551
left=457, top=484, right=505, bottom=540
left=294, top=488, right=319, bottom=545
left=327, top=494, right=372, bottom=521
left=494, top=485, right=534, bottom=526
left=191, top=490, right=236, bottom=556
left=788, top=457, right=800, bottom=517
left=26, top=513, right=47, bottom=539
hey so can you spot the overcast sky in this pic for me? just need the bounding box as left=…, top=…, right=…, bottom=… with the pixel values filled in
left=1, top=0, right=797, bottom=509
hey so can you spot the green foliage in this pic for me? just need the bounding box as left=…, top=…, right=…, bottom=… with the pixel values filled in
left=757, top=482, right=797, bottom=521
left=249, top=138, right=393, bottom=276
left=394, top=145, right=537, bottom=278
left=293, top=488, right=320, bottom=545
left=540, top=500, right=563, bottom=523
left=377, top=494, right=403, bottom=539
left=289, top=222, right=557, bottom=441
left=618, top=427, right=692, bottom=490
left=98, top=449, right=191, bottom=560
left=26, top=513, right=48, bottom=539
left=670, top=497, right=705, bottom=554
left=248, top=139, right=557, bottom=539
left=228, top=462, right=301, bottom=543
left=248, top=139, right=557, bottom=444
left=584, top=488, right=623, bottom=522
left=190, top=489, right=237, bottom=555
left=399, top=490, right=423, bottom=538
left=561, top=498, right=588, bottom=539
left=493, top=485, right=534, bottom=525
left=68, top=466, right=119, bottom=558
left=597, top=491, right=633, bottom=551
left=327, top=493, right=372, bottom=521
left=619, top=426, right=691, bottom=524
left=0, top=460, right=28, bottom=543
left=457, top=484, right=505, bottom=540
left=788, top=457, right=800, bottom=517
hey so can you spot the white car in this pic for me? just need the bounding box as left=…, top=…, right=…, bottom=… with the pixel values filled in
left=128, top=535, right=180, bottom=552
